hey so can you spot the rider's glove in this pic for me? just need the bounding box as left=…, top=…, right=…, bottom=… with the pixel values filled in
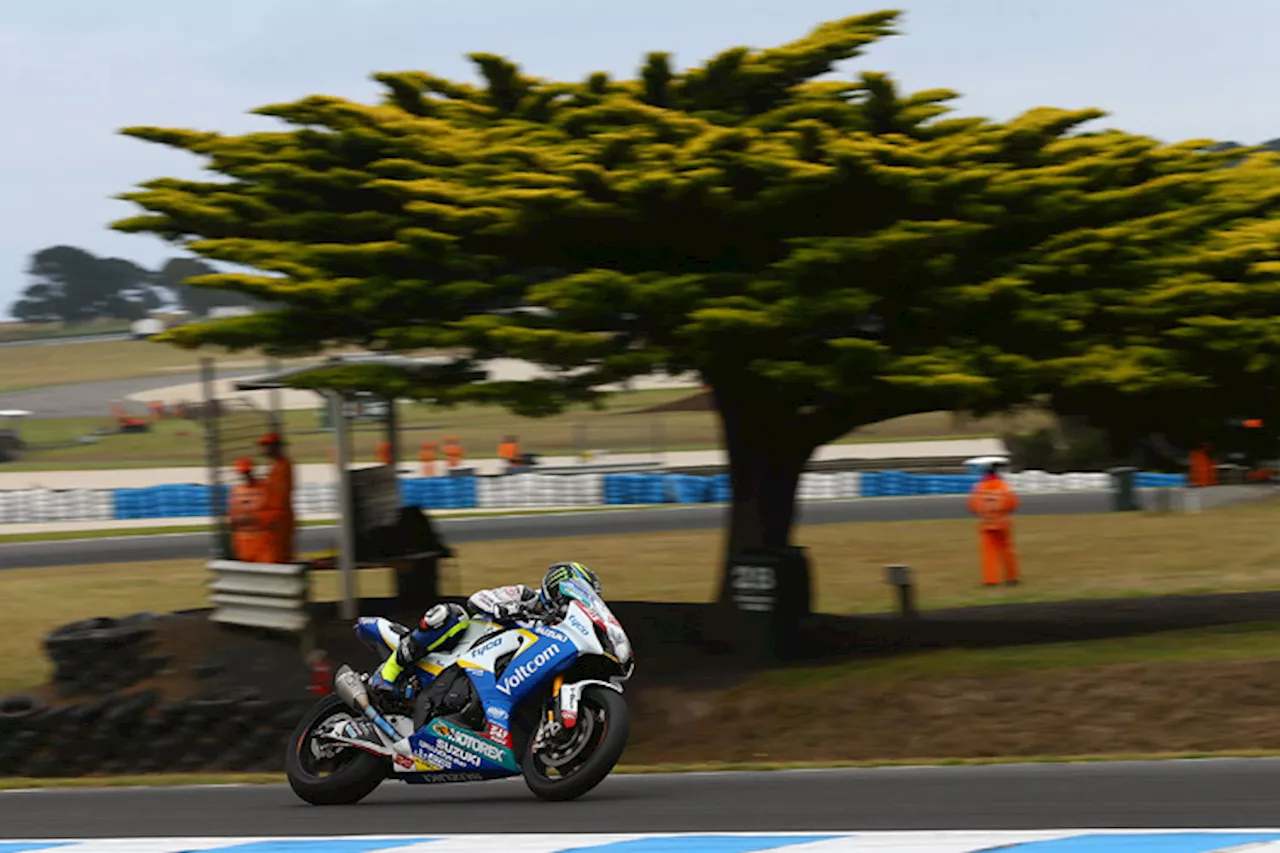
left=492, top=600, right=523, bottom=621
left=393, top=632, right=424, bottom=669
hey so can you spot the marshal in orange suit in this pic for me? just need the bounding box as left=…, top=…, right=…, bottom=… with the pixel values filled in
left=257, top=432, right=295, bottom=564
left=966, top=459, right=1021, bottom=587
left=229, top=457, right=269, bottom=563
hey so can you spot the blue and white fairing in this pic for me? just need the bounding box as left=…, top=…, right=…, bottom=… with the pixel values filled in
left=350, top=579, right=632, bottom=780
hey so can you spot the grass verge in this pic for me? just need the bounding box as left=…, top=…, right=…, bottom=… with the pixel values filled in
left=0, top=520, right=331, bottom=544
left=4, top=502, right=1280, bottom=693
left=628, top=620, right=1280, bottom=765
left=7, top=388, right=1048, bottom=470
left=0, top=319, right=132, bottom=345
left=0, top=506, right=656, bottom=544
left=0, top=340, right=215, bottom=394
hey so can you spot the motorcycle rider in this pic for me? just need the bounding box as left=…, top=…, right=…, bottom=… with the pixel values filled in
left=368, top=562, right=602, bottom=699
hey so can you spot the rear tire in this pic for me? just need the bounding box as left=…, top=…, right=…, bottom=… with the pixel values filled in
left=522, top=686, right=628, bottom=802
left=285, top=695, right=387, bottom=806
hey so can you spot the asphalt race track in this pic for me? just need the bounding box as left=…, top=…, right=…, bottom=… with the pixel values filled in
left=0, top=760, right=1276, bottom=837
left=1, top=492, right=1111, bottom=570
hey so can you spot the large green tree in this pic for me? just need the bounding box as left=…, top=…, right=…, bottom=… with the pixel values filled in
left=153, top=256, right=264, bottom=316
left=114, top=12, right=1280, bottom=607
left=1036, top=152, right=1280, bottom=464
left=11, top=246, right=159, bottom=324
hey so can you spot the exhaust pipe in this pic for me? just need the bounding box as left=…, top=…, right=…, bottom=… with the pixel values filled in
left=334, top=665, right=402, bottom=743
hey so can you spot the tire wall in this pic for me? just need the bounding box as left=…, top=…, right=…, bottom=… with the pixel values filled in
left=0, top=614, right=313, bottom=778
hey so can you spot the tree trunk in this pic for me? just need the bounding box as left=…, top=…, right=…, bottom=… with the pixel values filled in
left=711, top=386, right=813, bottom=609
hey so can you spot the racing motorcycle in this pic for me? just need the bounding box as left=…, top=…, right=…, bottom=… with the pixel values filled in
left=285, top=577, right=634, bottom=805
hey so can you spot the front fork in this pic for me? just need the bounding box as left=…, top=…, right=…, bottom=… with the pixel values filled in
left=533, top=674, right=565, bottom=752
left=534, top=674, right=622, bottom=751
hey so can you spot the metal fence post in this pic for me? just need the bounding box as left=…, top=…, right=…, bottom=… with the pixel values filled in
left=330, top=391, right=358, bottom=620
left=200, top=358, right=229, bottom=560
left=266, top=357, right=282, bottom=433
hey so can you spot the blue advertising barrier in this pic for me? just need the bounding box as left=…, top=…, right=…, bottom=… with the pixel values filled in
left=399, top=476, right=479, bottom=510
left=105, top=470, right=1190, bottom=519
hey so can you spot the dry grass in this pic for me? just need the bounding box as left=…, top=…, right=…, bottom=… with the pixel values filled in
left=7, top=502, right=1276, bottom=695
left=0, top=319, right=132, bottom=344
left=0, top=559, right=400, bottom=695
left=0, top=340, right=213, bottom=394
left=447, top=500, right=1280, bottom=613
left=12, top=394, right=1047, bottom=470
left=12, top=389, right=710, bottom=468
left=629, top=623, right=1280, bottom=764
left=0, top=560, right=208, bottom=694
left=847, top=408, right=1055, bottom=441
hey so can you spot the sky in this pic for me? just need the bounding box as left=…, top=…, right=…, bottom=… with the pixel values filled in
left=2, top=0, right=1278, bottom=315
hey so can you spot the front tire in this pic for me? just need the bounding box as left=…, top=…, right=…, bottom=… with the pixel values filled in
left=285, top=694, right=387, bottom=806
left=522, top=686, right=629, bottom=802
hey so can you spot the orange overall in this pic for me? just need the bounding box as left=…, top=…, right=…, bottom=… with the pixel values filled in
left=259, top=454, right=296, bottom=564
left=376, top=440, right=393, bottom=466
left=229, top=477, right=269, bottom=563
left=1189, top=447, right=1218, bottom=487
left=967, top=475, right=1021, bottom=585
left=443, top=437, right=464, bottom=469
left=420, top=442, right=438, bottom=477
left=498, top=439, right=520, bottom=469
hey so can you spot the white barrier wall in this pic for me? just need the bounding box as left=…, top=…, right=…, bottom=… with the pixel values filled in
left=0, top=469, right=1132, bottom=525
left=0, top=489, right=115, bottom=524
left=477, top=473, right=605, bottom=508
left=293, top=482, right=338, bottom=516
left=1006, top=471, right=1113, bottom=492
left=797, top=471, right=863, bottom=500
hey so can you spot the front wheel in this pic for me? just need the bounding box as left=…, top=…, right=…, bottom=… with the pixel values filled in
left=522, top=685, right=629, bottom=802
left=285, top=694, right=387, bottom=806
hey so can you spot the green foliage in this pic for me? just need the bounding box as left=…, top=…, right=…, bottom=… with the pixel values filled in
left=11, top=246, right=159, bottom=324
left=113, top=12, right=1280, bottom=495
left=1003, top=424, right=1116, bottom=473
left=153, top=257, right=262, bottom=317
left=1046, top=164, right=1280, bottom=454
left=8, top=249, right=262, bottom=325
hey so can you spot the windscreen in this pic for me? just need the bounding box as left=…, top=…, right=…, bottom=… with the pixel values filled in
left=558, top=578, right=632, bottom=664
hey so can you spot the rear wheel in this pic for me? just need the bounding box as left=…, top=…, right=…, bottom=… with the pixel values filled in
left=285, top=695, right=386, bottom=806
left=522, top=686, right=628, bottom=802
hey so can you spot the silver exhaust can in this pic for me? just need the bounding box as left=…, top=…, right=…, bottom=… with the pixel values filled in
left=334, top=665, right=371, bottom=713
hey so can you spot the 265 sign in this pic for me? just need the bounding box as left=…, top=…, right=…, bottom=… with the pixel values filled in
left=731, top=563, right=776, bottom=613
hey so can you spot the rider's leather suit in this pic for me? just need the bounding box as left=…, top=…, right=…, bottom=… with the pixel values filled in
left=370, top=584, right=544, bottom=693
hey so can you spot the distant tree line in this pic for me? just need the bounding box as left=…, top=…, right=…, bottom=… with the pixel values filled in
left=8, top=246, right=263, bottom=325
left=1207, top=138, right=1280, bottom=154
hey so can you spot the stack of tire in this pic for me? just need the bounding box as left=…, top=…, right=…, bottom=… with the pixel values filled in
left=43, top=614, right=170, bottom=697
left=0, top=612, right=317, bottom=778
left=0, top=689, right=313, bottom=778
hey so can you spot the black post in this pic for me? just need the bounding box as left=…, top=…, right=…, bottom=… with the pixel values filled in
left=728, top=546, right=811, bottom=663
left=885, top=564, right=917, bottom=619
left=1108, top=466, right=1140, bottom=512
left=385, top=396, right=399, bottom=469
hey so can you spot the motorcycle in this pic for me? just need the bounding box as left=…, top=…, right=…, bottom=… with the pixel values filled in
left=285, top=577, right=634, bottom=805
